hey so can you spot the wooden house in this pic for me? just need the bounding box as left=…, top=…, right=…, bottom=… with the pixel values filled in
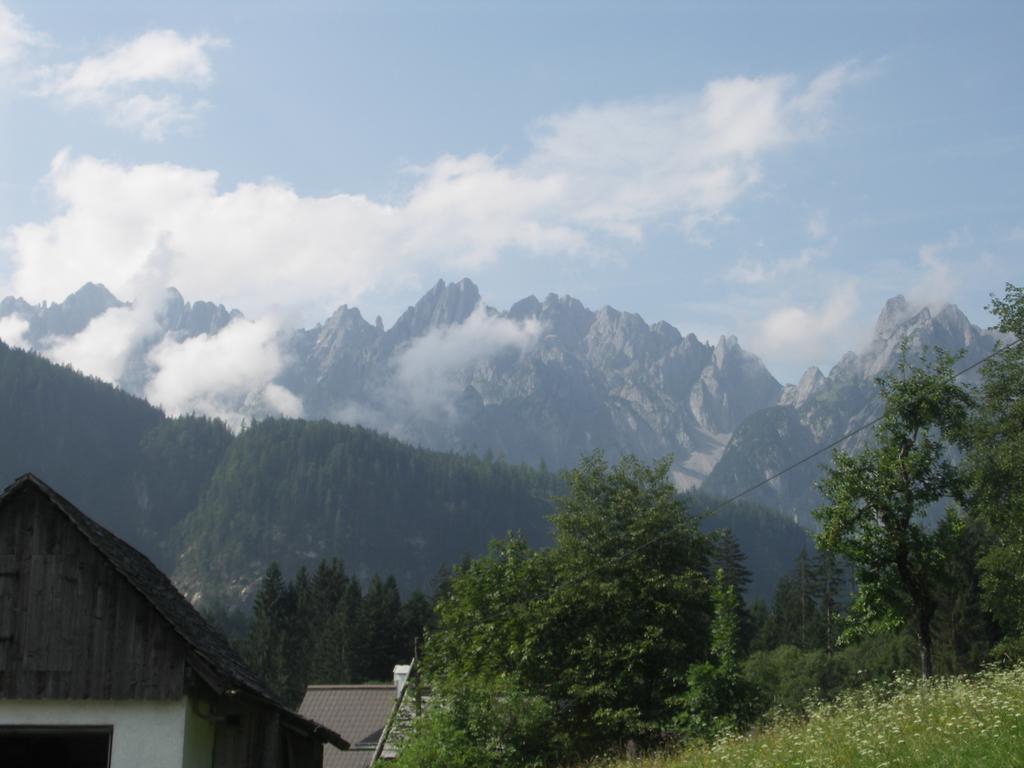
left=0, top=473, right=348, bottom=768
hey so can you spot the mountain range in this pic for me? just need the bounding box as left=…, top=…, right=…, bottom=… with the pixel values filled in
left=0, top=336, right=807, bottom=604
left=0, top=280, right=1002, bottom=525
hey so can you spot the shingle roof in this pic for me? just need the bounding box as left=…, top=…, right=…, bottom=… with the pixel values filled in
left=299, top=685, right=398, bottom=768
left=0, top=473, right=348, bottom=751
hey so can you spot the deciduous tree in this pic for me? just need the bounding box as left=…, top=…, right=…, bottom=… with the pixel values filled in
left=813, top=348, right=972, bottom=678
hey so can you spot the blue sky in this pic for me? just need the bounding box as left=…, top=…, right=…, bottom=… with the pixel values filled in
left=1, top=0, right=1022, bottom=384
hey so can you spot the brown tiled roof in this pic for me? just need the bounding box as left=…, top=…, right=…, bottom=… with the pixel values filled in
left=0, top=474, right=348, bottom=751
left=300, top=685, right=398, bottom=768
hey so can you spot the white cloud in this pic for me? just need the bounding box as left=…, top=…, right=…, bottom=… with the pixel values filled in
left=0, top=313, right=29, bottom=348
left=6, top=63, right=862, bottom=318
left=49, top=29, right=219, bottom=99
left=0, top=2, right=40, bottom=70
left=393, top=306, right=542, bottom=417
left=39, top=29, right=225, bottom=140
left=727, top=247, right=822, bottom=285
left=751, top=284, right=860, bottom=362
left=144, top=317, right=301, bottom=429
left=42, top=303, right=160, bottom=381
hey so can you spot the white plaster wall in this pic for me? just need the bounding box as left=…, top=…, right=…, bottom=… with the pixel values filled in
left=0, top=697, right=199, bottom=768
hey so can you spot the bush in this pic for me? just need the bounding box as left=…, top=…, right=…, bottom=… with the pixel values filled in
left=391, top=674, right=562, bottom=768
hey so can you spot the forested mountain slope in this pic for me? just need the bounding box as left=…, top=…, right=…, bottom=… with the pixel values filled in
left=0, top=338, right=808, bottom=604
left=0, top=340, right=557, bottom=600
left=0, top=340, right=229, bottom=563
left=172, top=418, right=560, bottom=603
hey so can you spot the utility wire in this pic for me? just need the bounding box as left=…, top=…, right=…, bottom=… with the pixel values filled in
left=455, top=338, right=1020, bottom=616
left=595, top=337, right=1021, bottom=568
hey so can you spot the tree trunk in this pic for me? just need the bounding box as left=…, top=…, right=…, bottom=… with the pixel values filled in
left=916, top=611, right=934, bottom=679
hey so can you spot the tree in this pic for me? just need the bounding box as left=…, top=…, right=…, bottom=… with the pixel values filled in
left=813, top=348, right=972, bottom=678
left=539, top=454, right=712, bottom=751
left=420, top=453, right=713, bottom=763
left=246, top=562, right=296, bottom=699
left=676, top=569, right=759, bottom=739
left=966, top=284, right=1024, bottom=656
left=809, top=549, right=847, bottom=654
left=710, top=529, right=752, bottom=597
left=767, top=548, right=821, bottom=651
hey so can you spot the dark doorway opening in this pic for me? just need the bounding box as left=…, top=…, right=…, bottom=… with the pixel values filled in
left=0, top=727, right=112, bottom=768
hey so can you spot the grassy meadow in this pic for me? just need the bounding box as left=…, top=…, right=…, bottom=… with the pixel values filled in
left=593, top=665, right=1024, bottom=768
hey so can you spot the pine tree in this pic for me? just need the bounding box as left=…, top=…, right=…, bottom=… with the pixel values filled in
left=810, top=549, right=846, bottom=653
left=710, top=529, right=752, bottom=597
left=246, top=563, right=294, bottom=699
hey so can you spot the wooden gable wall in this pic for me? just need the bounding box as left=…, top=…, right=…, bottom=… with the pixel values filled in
left=0, top=487, right=188, bottom=700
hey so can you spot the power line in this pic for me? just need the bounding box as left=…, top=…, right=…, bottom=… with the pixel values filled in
left=449, top=338, right=1020, bottom=618
left=595, top=337, right=1021, bottom=568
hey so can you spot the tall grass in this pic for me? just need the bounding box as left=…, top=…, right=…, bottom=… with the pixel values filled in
left=593, top=665, right=1024, bottom=768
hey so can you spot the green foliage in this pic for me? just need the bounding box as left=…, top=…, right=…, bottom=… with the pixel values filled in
left=0, top=341, right=224, bottom=566
left=415, top=453, right=715, bottom=764
left=813, top=346, right=973, bottom=677
left=392, top=675, right=560, bottom=768
left=541, top=455, right=712, bottom=749
left=674, top=571, right=760, bottom=740
left=749, top=546, right=851, bottom=655
left=247, top=563, right=294, bottom=700
left=175, top=417, right=560, bottom=600
left=243, top=558, right=432, bottom=705
left=0, top=342, right=562, bottom=599
left=742, top=631, right=918, bottom=715
left=966, top=283, right=1024, bottom=656
left=597, top=664, right=1024, bottom=768
left=689, top=491, right=815, bottom=603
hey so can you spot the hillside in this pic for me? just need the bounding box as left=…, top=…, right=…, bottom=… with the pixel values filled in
left=0, top=340, right=557, bottom=600
left=0, top=338, right=810, bottom=604
left=172, top=417, right=560, bottom=603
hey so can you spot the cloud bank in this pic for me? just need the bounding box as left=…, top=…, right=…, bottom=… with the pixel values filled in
left=7, top=63, right=862, bottom=319
left=2, top=61, right=864, bottom=425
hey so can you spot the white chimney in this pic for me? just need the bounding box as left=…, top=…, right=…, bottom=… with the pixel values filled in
left=393, top=663, right=411, bottom=699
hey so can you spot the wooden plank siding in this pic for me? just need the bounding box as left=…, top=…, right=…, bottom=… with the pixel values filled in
left=0, top=489, right=187, bottom=700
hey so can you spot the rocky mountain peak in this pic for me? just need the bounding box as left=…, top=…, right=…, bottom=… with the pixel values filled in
left=779, top=366, right=827, bottom=407
left=508, top=295, right=542, bottom=320
left=874, top=294, right=914, bottom=337
left=388, top=278, right=482, bottom=342
left=712, top=334, right=741, bottom=368
left=538, top=293, right=595, bottom=347
left=52, top=282, right=124, bottom=336
left=160, top=287, right=240, bottom=338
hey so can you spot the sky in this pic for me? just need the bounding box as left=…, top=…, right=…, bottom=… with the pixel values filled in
left=0, top=0, right=1022, bottom=387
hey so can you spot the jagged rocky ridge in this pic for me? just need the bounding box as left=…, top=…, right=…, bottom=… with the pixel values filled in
left=703, top=296, right=1002, bottom=524
left=0, top=282, right=999, bottom=501
left=1, top=279, right=784, bottom=486
left=281, top=278, right=783, bottom=485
